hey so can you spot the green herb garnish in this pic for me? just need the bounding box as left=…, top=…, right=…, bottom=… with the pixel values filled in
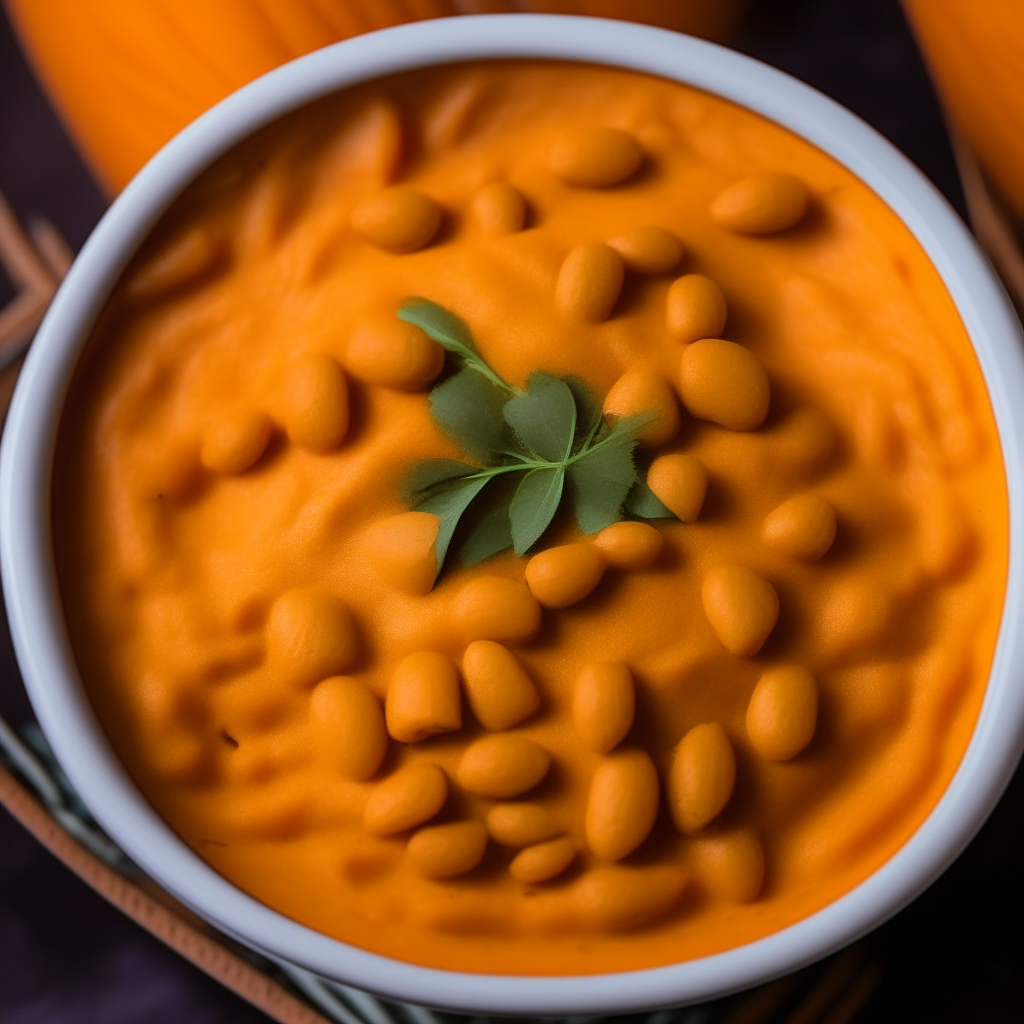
left=398, top=298, right=676, bottom=583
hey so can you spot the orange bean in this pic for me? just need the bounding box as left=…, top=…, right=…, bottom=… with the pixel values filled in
left=608, top=226, right=684, bottom=274
left=679, top=338, right=770, bottom=431
left=525, top=543, right=606, bottom=609
left=266, top=589, right=358, bottom=685
left=281, top=353, right=349, bottom=452
left=573, top=662, right=635, bottom=753
left=350, top=187, right=442, bottom=252
left=702, top=564, right=780, bottom=657
left=549, top=127, right=643, bottom=187
left=666, top=274, right=728, bottom=344
left=668, top=722, right=736, bottom=833
left=574, top=865, right=687, bottom=932
left=309, top=676, right=387, bottom=781
left=471, top=181, right=526, bottom=235
left=602, top=368, right=681, bottom=447
left=692, top=828, right=765, bottom=903
left=201, top=409, right=272, bottom=475
left=462, top=640, right=540, bottom=731
left=746, top=666, right=818, bottom=761
left=486, top=802, right=561, bottom=847
left=454, top=576, right=542, bottom=645
left=385, top=651, right=461, bottom=743
left=710, top=172, right=809, bottom=234
left=457, top=735, right=551, bottom=798
left=555, top=243, right=624, bottom=322
left=585, top=748, right=659, bottom=860
left=762, top=493, right=837, bottom=561
left=647, top=453, right=708, bottom=523
left=510, top=836, right=576, bottom=883
left=363, top=762, right=448, bottom=836
left=407, top=820, right=487, bottom=879
left=362, top=511, right=439, bottom=596
left=593, top=521, right=664, bottom=570
left=345, top=319, right=444, bottom=391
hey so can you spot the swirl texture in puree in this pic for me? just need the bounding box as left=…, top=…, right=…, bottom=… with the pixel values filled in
left=52, top=61, right=1008, bottom=975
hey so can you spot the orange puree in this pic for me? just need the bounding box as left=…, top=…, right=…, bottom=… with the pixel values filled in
left=51, top=61, right=1007, bottom=975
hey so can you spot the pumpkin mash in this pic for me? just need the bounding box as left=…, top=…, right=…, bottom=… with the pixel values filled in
left=51, top=61, right=1007, bottom=975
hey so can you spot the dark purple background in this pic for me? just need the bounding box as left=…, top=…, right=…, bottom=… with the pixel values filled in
left=1, top=1, right=1021, bottom=1021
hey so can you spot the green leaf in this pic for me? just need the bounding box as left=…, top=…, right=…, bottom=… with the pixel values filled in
left=398, top=297, right=480, bottom=360
left=564, top=374, right=602, bottom=427
left=611, top=410, right=658, bottom=439
left=402, top=459, right=476, bottom=502
left=399, top=298, right=511, bottom=393
left=563, top=374, right=605, bottom=451
left=509, top=465, right=565, bottom=554
left=503, top=372, right=577, bottom=462
left=396, top=299, right=675, bottom=587
left=415, top=474, right=493, bottom=580
left=430, top=368, right=511, bottom=463
left=459, top=504, right=514, bottom=567
left=626, top=477, right=676, bottom=519
left=567, top=435, right=639, bottom=534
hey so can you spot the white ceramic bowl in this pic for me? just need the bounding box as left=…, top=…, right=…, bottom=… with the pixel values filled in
left=3, top=14, right=1024, bottom=1016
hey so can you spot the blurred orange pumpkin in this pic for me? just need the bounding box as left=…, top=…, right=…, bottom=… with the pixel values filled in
left=903, top=0, right=1024, bottom=223
left=5, top=0, right=745, bottom=195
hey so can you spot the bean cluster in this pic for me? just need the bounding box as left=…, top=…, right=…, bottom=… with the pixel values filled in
left=165, top=124, right=836, bottom=924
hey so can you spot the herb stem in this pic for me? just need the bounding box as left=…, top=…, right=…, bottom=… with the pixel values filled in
left=465, top=354, right=518, bottom=395
left=564, top=428, right=630, bottom=465
left=455, top=420, right=648, bottom=486
left=579, top=416, right=606, bottom=455
left=400, top=298, right=673, bottom=583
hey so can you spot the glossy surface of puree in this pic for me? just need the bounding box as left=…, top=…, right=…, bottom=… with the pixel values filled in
left=52, top=61, right=1008, bottom=975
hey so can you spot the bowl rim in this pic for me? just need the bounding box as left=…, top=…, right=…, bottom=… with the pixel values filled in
left=3, top=12, right=1024, bottom=1016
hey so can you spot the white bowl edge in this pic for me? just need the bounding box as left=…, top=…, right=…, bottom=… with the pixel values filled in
left=2, top=14, right=1024, bottom=1016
